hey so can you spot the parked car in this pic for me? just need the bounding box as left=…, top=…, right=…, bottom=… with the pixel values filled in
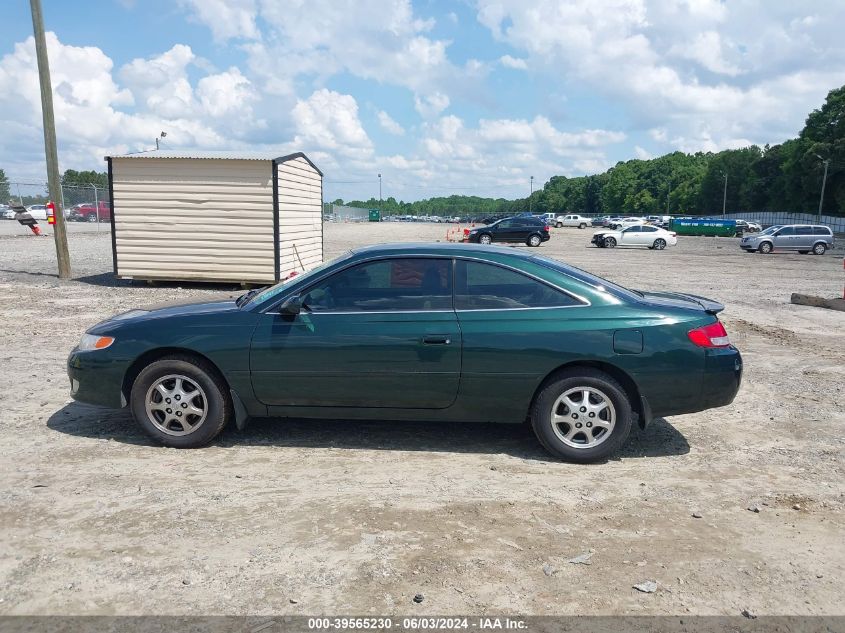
left=740, top=224, right=833, bottom=255
left=26, top=204, right=48, bottom=220
left=556, top=214, right=593, bottom=229
left=70, top=201, right=112, bottom=222
left=746, top=220, right=762, bottom=232
left=0, top=206, right=14, bottom=220
left=607, top=217, right=644, bottom=230
left=592, top=225, right=678, bottom=250
left=68, top=243, right=742, bottom=462
left=466, top=216, right=550, bottom=247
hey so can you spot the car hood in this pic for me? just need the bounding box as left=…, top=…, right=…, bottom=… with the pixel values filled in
left=92, top=297, right=241, bottom=330
left=638, top=290, right=724, bottom=314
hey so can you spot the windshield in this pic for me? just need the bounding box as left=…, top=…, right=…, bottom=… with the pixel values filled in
left=759, top=225, right=782, bottom=235
left=242, top=252, right=352, bottom=307
left=530, top=255, right=643, bottom=301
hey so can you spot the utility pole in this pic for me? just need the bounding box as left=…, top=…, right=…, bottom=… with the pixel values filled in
left=721, top=172, right=728, bottom=217
left=378, top=173, right=382, bottom=214
left=30, top=0, right=71, bottom=278
left=529, top=175, right=534, bottom=213
left=667, top=182, right=671, bottom=214
left=816, top=156, right=830, bottom=222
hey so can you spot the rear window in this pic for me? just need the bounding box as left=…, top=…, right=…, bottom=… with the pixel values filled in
left=530, top=255, right=642, bottom=302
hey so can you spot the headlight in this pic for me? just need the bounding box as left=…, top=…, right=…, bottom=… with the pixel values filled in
left=78, top=333, right=115, bottom=351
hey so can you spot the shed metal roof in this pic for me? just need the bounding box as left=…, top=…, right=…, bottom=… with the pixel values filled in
left=106, top=150, right=323, bottom=175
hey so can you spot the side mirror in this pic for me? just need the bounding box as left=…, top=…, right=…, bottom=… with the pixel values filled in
left=278, top=294, right=302, bottom=315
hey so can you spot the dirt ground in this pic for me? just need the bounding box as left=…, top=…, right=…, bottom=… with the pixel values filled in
left=0, top=222, right=843, bottom=617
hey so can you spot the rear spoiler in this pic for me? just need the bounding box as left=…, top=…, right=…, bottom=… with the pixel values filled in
left=673, top=293, right=725, bottom=314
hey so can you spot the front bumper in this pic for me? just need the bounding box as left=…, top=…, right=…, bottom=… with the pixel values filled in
left=67, top=348, right=128, bottom=409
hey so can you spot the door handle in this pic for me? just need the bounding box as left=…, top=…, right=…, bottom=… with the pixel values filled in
left=422, top=335, right=451, bottom=345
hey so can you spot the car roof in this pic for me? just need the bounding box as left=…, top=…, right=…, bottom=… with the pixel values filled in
left=351, top=242, right=536, bottom=259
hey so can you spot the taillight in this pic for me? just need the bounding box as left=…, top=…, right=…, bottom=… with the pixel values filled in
left=688, top=321, right=731, bottom=348
left=543, top=225, right=550, bottom=232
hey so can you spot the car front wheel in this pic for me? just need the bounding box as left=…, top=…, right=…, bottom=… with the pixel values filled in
left=813, top=243, right=827, bottom=255
left=759, top=241, right=773, bottom=254
left=530, top=369, right=633, bottom=463
left=604, top=236, right=617, bottom=248
left=527, top=234, right=542, bottom=247
left=478, top=234, right=493, bottom=245
left=130, top=356, right=231, bottom=448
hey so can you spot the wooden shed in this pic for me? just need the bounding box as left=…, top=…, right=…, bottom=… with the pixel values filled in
left=105, top=150, right=324, bottom=284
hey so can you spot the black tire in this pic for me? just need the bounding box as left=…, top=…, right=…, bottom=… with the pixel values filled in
left=758, top=241, right=773, bottom=254
left=798, top=250, right=809, bottom=255
left=812, top=242, right=827, bottom=255
left=87, top=214, right=98, bottom=223
left=653, top=238, right=666, bottom=250
left=530, top=368, right=633, bottom=463
left=478, top=233, right=493, bottom=245
left=555, top=222, right=563, bottom=228
left=604, top=236, right=617, bottom=248
left=578, top=223, right=586, bottom=229
left=130, top=355, right=231, bottom=448
left=527, top=234, right=542, bottom=247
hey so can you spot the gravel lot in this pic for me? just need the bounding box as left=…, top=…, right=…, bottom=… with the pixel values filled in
left=0, top=222, right=843, bottom=616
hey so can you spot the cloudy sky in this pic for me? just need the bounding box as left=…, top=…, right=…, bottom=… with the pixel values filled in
left=1, top=0, right=844, bottom=202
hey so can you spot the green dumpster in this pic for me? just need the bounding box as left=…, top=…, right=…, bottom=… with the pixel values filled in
left=369, top=209, right=381, bottom=222
left=670, top=218, right=737, bottom=237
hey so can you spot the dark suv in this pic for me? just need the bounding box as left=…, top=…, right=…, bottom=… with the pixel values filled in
left=466, top=216, right=551, bottom=247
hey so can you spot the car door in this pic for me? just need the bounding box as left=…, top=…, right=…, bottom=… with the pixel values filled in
left=619, top=225, right=641, bottom=245
left=638, top=225, right=660, bottom=245
left=773, top=226, right=795, bottom=249
left=794, top=226, right=814, bottom=249
left=249, top=257, right=461, bottom=409
left=494, top=219, right=520, bottom=242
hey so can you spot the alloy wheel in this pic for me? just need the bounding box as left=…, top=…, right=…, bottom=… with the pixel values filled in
left=550, top=387, right=616, bottom=449
left=529, top=235, right=541, bottom=247
left=813, top=243, right=826, bottom=255
left=653, top=238, right=666, bottom=250
left=479, top=234, right=492, bottom=244
left=145, top=374, right=208, bottom=436
left=604, top=237, right=617, bottom=248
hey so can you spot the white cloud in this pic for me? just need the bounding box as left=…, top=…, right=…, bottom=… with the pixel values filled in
left=197, top=67, right=258, bottom=118
left=414, top=92, right=450, bottom=118
left=178, top=0, right=259, bottom=41
left=634, top=145, right=653, bottom=160
left=670, top=31, right=741, bottom=76
left=499, top=55, right=528, bottom=70
left=377, top=110, right=405, bottom=136
left=292, top=89, right=373, bottom=158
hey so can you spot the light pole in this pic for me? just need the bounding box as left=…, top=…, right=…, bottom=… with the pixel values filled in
left=815, top=155, right=830, bottom=222
left=529, top=175, right=534, bottom=213
left=721, top=171, right=728, bottom=217
left=90, top=183, right=99, bottom=233
left=155, top=131, right=167, bottom=150
left=378, top=173, right=382, bottom=214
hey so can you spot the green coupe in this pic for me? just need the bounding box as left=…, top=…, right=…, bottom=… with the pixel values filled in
left=68, top=243, right=742, bottom=462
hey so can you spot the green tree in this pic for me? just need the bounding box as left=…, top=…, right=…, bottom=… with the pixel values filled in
left=0, top=169, right=9, bottom=202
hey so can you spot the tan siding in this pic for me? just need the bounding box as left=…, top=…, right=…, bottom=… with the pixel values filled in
left=277, top=156, right=323, bottom=275
left=112, top=158, right=276, bottom=283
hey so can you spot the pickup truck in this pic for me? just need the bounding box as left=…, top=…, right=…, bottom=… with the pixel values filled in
left=71, top=201, right=112, bottom=222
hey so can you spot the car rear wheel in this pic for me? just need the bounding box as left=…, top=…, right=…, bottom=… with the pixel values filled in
left=653, top=238, right=666, bottom=250
left=813, top=243, right=827, bottom=255
left=130, top=356, right=231, bottom=448
left=530, top=369, right=633, bottom=463
left=527, top=234, right=542, bottom=247
left=555, top=222, right=563, bottom=228
left=578, top=223, right=586, bottom=229
left=478, top=234, right=493, bottom=245
left=758, top=241, right=773, bottom=254
left=604, top=236, right=617, bottom=248
left=87, top=214, right=97, bottom=222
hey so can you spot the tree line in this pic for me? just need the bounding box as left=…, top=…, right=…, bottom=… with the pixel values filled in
left=339, top=85, right=844, bottom=218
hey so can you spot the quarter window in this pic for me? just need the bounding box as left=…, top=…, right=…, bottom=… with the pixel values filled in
left=455, top=260, right=582, bottom=310
left=302, top=258, right=452, bottom=312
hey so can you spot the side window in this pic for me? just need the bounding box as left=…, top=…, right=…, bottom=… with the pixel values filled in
left=813, top=226, right=832, bottom=235
left=498, top=220, right=513, bottom=228
left=795, top=226, right=813, bottom=235
left=777, top=226, right=795, bottom=236
left=302, top=258, right=452, bottom=312
left=624, top=226, right=641, bottom=233
left=455, top=260, right=582, bottom=310
left=641, top=226, right=658, bottom=233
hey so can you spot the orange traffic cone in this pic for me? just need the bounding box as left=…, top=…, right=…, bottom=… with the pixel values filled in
left=31, top=225, right=42, bottom=236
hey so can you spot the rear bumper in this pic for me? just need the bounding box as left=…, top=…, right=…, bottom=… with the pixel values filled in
left=700, top=346, right=743, bottom=409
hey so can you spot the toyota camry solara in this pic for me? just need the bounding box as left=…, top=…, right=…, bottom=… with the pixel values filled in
left=68, top=243, right=742, bottom=462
